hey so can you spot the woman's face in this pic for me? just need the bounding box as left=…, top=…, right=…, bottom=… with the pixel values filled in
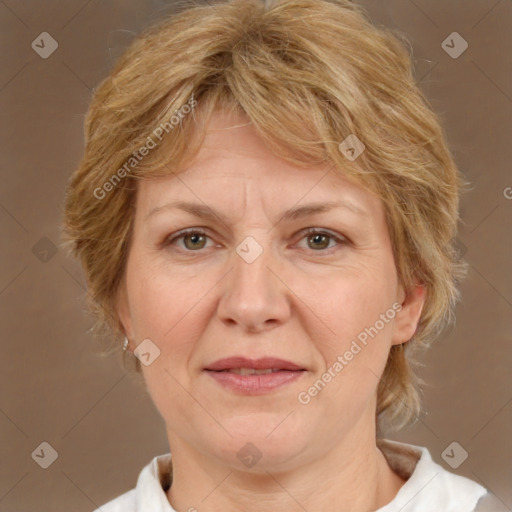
left=118, top=110, right=425, bottom=471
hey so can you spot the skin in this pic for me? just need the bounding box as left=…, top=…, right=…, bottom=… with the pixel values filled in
left=117, top=110, right=426, bottom=512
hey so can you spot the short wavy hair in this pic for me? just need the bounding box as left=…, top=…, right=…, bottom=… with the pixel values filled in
left=61, top=0, right=468, bottom=431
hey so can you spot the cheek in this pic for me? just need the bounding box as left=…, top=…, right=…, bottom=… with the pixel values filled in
left=298, top=281, right=396, bottom=430
left=303, top=265, right=398, bottom=397
left=127, top=256, right=205, bottom=339
left=303, top=265, right=396, bottom=339
left=126, top=260, right=217, bottom=389
left=130, top=267, right=213, bottom=420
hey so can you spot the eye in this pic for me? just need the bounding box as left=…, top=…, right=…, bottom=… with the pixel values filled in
left=165, top=229, right=213, bottom=251
left=296, top=228, right=347, bottom=252
left=163, top=227, right=348, bottom=254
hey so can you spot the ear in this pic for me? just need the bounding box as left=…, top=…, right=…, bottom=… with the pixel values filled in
left=116, top=278, right=136, bottom=344
left=391, top=283, right=426, bottom=346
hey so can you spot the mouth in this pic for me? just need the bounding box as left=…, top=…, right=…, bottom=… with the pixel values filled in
left=213, top=368, right=289, bottom=375
left=204, top=357, right=306, bottom=395
left=204, top=356, right=305, bottom=372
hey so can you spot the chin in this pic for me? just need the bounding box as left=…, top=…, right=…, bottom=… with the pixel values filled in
left=205, top=414, right=312, bottom=471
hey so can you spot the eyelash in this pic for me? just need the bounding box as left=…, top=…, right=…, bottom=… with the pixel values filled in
left=163, top=227, right=348, bottom=255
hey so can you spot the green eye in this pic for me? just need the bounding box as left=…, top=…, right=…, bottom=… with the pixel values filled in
left=167, top=230, right=211, bottom=251
left=182, top=232, right=208, bottom=250
left=306, top=232, right=331, bottom=250
left=299, top=228, right=347, bottom=252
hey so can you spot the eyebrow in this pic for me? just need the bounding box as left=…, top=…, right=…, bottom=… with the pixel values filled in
left=145, top=199, right=369, bottom=224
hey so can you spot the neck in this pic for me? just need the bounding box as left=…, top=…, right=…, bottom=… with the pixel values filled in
left=165, top=417, right=405, bottom=512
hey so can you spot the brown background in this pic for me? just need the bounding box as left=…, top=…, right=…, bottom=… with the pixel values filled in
left=0, top=1, right=511, bottom=511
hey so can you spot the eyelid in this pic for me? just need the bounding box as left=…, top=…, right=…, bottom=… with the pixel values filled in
left=299, top=227, right=348, bottom=243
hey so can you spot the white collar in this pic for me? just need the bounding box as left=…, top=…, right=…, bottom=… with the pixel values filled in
left=134, top=453, right=175, bottom=511
left=376, top=439, right=487, bottom=511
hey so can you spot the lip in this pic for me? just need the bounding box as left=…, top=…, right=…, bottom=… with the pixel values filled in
left=204, top=356, right=304, bottom=372
left=204, top=357, right=306, bottom=396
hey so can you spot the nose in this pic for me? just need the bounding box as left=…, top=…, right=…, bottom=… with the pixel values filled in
left=216, top=235, right=292, bottom=333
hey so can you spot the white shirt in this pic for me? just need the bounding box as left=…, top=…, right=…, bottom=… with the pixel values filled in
left=94, top=439, right=490, bottom=512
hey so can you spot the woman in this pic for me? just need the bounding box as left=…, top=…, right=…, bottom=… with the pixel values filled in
left=61, top=0, right=491, bottom=510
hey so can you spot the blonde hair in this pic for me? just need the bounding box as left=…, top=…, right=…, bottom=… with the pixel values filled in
left=61, top=0, right=467, bottom=431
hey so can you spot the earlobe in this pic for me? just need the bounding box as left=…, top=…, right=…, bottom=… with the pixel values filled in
left=391, top=284, right=426, bottom=346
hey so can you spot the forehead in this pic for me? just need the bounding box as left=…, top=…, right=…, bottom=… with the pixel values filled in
left=135, top=110, right=383, bottom=221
